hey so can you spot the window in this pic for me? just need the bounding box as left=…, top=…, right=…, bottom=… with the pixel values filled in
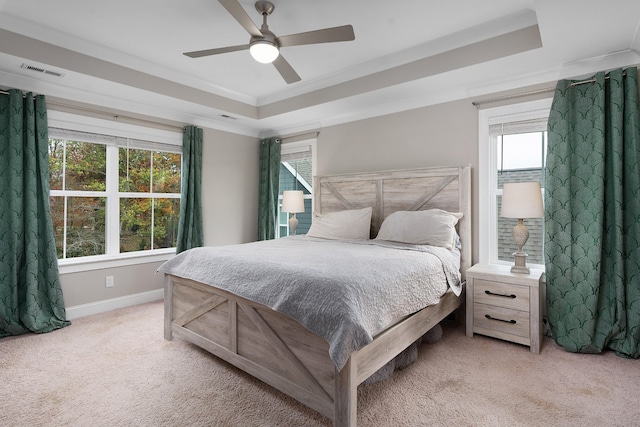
left=478, top=99, right=551, bottom=269
left=118, top=145, right=181, bottom=253
left=48, top=111, right=182, bottom=269
left=278, top=138, right=316, bottom=237
left=49, top=135, right=107, bottom=258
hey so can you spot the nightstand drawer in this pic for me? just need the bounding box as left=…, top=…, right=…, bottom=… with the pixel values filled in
left=473, top=279, right=529, bottom=311
left=473, top=303, right=530, bottom=338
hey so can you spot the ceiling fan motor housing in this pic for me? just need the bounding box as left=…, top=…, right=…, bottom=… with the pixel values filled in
left=184, top=0, right=355, bottom=83
left=251, top=28, right=278, bottom=48
left=255, top=1, right=275, bottom=15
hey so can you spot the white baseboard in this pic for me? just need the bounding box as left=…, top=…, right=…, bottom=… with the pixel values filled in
left=66, top=289, right=164, bottom=320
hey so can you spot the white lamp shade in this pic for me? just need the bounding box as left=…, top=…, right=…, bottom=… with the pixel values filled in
left=501, top=182, right=544, bottom=218
left=282, top=190, right=305, bottom=213
left=249, top=41, right=279, bottom=63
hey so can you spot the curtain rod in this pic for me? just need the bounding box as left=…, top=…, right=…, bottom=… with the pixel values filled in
left=472, top=71, right=629, bottom=107
left=2, top=90, right=317, bottom=139
left=47, top=100, right=185, bottom=132
left=0, top=89, right=34, bottom=98
left=567, top=71, right=626, bottom=87
left=281, top=131, right=320, bottom=143
left=0, top=89, right=184, bottom=132
left=472, top=87, right=555, bottom=107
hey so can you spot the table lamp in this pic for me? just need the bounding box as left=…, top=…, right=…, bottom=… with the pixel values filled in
left=501, top=181, right=544, bottom=274
left=281, top=190, right=305, bottom=235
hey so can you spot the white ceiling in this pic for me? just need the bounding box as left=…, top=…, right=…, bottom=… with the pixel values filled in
left=0, top=0, right=639, bottom=137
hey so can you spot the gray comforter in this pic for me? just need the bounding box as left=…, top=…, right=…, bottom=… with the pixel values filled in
left=158, top=236, right=462, bottom=370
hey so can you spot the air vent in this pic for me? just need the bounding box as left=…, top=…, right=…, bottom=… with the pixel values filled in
left=21, top=63, right=65, bottom=78
left=218, top=114, right=237, bottom=120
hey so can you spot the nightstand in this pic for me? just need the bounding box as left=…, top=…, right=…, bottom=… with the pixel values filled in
left=465, top=264, right=544, bottom=353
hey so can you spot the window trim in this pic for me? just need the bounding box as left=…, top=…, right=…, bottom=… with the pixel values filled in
left=48, top=111, right=182, bottom=273
left=478, top=98, right=552, bottom=269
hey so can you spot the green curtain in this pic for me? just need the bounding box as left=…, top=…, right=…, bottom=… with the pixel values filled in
left=176, top=125, right=203, bottom=254
left=0, top=89, right=70, bottom=337
left=257, top=137, right=281, bottom=240
left=545, top=67, right=640, bottom=358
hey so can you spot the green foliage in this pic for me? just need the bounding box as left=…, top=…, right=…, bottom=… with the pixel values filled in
left=50, top=139, right=181, bottom=258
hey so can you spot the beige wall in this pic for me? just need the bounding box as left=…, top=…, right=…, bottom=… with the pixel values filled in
left=61, top=98, right=482, bottom=312
left=61, top=261, right=165, bottom=308
left=317, top=98, right=480, bottom=262
left=55, top=66, right=640, bottom=314
left=60, top=126, right=259, bottom=310
left=33, top=67, right=640, bottom=315
left=201, top=128, right=260, bottom=246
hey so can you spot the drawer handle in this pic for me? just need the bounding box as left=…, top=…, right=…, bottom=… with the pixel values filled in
left=485, top=290, right=516, bottom=299
left=485, top=314, right=517, bottom=324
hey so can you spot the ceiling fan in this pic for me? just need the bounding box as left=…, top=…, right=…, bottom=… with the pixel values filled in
left=183, top=0, right=355, bottom=84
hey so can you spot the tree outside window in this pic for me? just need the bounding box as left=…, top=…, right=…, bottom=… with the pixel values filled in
left=49, top=138, right=107, bottom=258
left=49, top=129, right=181, bottom=260
left=119, top=148, right=181, bottom=253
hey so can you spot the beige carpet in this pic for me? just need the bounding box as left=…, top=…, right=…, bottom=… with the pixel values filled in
left=1, top=301, right=638, bottom=427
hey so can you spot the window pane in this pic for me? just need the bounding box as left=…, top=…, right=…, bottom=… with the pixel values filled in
left=497, top=132, right=545, bottom=189
left=496, top=130, right=546, bottom=266
left=279, top=204, right=289, bottom=238
left=49, top=139, right=64, bottom=191
left=279, top=157, right=312, bottom=236
left=65, top=141, right=106, bottom=191
left=497, top=195, right=544, bottom=265
left=152, top=151, right=181, bottom=193
left=153, top=198, right=179, bottom=249
left=120, top=198, right=152, bottom=252
left=48, top=122, right=182, bottom=260
left=119, top=148, right=151, bottom=192
left=278, top=198, right=312, bottom=237
left=50, top=196, right=64, bottom=258
left=66, top=196, right=106, bottom=258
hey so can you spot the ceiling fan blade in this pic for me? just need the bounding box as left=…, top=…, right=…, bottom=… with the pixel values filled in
left=277, top=25, right=355, bottom=47
left=273, top=55, right=301, bottom=84
left=184, top=44, right=249, bottom=58
left=218, top=0, right=263, bottom=38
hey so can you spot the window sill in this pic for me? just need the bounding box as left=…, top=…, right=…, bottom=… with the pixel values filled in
left=58, top=249, right=176, bottom=275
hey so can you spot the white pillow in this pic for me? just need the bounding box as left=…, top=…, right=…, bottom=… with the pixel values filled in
left=306, top=207, right=372, bottom=240
left=374, top=209, right=463, bottom=249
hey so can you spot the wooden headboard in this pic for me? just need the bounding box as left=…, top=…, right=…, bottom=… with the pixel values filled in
left=313, top=165, right=472, bottom=281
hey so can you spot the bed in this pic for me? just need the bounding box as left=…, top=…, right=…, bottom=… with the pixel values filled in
left=161, top=165, right=472, bottom=426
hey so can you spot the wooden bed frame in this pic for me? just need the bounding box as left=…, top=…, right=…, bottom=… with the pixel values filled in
left=164, top=165, right=472, bottom=426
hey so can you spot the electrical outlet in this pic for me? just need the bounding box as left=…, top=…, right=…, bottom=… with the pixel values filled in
left=105, top=276, right=114, bottom=288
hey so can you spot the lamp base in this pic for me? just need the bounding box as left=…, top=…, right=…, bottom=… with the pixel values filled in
left=288, top=213, right=298, bottom=236
left=511, top=251, right=530, bottom=274
left=510, top=219, right=530, bottom=274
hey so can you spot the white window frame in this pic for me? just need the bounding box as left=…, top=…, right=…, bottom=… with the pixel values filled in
left=278, top=138, right=317, bottom=237
left=48, top=111, right=182, bottom=274
left=478, top=98, right=552, bottom=269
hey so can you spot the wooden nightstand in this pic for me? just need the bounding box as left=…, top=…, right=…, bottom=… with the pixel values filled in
left=465, top=264, right=544, bottom=353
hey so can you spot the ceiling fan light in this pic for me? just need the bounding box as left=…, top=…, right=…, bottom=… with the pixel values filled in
left=250, top=41, right=279, bottom=63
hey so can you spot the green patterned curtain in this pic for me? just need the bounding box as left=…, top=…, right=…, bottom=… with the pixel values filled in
left=176, top=125, right=203, bottom=254
left=257, top=137, right=281, bottom=240
left=0, top=89, right=70, bottom=337
left=545, top=67, right=640, bottom=358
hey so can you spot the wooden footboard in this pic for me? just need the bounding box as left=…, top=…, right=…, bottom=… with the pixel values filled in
left=164, top=273, right=464, bottom=426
